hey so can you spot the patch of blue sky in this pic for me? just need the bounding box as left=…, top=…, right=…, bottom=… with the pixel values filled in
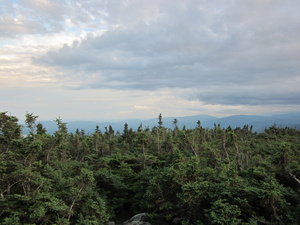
left=83, top=27, right=98, bottom=32
left=0, top=41, right=8, bottom=47
left=93, top=18, right=101, bottom=23
left=0, top=38, right=17, bottom=47
left=65, top=26, right=81, bottom=33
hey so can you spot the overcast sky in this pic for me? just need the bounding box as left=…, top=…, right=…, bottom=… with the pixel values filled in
left=1, top=0, right=300, bottom=122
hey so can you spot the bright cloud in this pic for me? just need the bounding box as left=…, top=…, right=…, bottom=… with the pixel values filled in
left=134, top=105, right=151, bottom=110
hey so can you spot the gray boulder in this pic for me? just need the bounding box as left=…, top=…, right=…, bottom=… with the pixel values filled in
left=123, top=213, right=151, bottom=225
left=106, top=222, right=115, bottom=225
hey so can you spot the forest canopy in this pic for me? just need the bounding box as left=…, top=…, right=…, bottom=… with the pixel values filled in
left=1, top=112, right=300, bottom=224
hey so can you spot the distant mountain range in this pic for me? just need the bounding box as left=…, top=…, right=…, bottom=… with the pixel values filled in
left=22, top=112, right=300, bottom=134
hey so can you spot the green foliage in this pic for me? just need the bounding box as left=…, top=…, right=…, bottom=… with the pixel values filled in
left=1, top=111, right=300, bottom=224
left=0, top=112, right=22, bottom=152
left=207, top=199, right=242, bottom=225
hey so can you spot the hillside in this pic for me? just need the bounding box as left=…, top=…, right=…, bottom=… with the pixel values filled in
left=2, top=111, right=300, bottom=224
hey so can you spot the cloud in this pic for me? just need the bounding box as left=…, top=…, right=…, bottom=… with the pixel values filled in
left=0, top=0, right=108, bottom=37
left=193, top=82, right=300, bottom=106
left=1, top=0, right=299, bottom=111
left=0, top=1, right=63, bottom=37
left=0, top=15, right=46, bottom=37
left=133, top=105, right=151, bottom=110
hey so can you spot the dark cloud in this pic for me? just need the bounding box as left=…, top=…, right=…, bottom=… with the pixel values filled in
left=194, top=84, right=300, bottom=105
left=34, top=0, right=300, bottom=106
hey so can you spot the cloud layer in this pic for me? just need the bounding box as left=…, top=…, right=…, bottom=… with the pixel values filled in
left=1, top=0, right=300, bottom=120
left=34, top=0, right=300, bottom=106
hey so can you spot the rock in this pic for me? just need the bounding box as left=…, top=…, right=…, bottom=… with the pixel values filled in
left=106, top=222, right=115, bottom=225
left=123, top=213, right=151, bottom=225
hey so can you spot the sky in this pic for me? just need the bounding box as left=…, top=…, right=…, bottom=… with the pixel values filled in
left=1, top=0, right=300, bottom=122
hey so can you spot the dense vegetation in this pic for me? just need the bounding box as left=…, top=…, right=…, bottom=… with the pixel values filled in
left=1, top=112, right=300, bottom=224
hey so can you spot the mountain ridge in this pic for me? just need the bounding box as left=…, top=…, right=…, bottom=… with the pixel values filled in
left=22, top=112, right=300, bottom=134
